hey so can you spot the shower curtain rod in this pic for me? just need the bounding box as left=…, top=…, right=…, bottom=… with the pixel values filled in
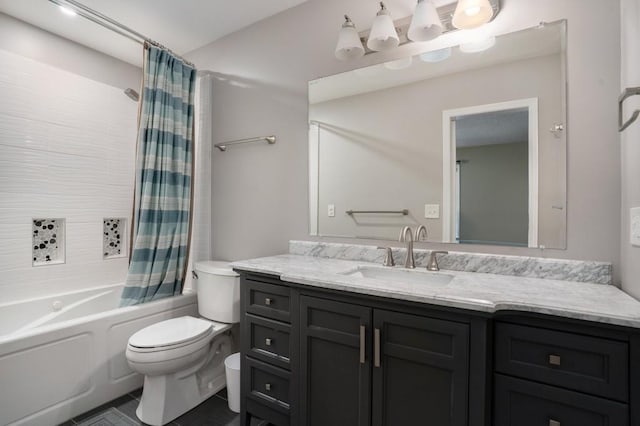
left=48, top=0, right=195, bottom=67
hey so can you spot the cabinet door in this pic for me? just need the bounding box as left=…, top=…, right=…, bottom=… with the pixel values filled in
left=372, top=309, right=470, bottom=426
left=494, top=374, right=629, bottom=426
left=300, top=296, right=372, bottom=426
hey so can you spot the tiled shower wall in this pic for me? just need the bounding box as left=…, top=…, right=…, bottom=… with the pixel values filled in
left=0, top=48, right=138, bottom=303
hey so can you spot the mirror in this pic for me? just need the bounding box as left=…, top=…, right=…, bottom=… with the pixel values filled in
left=309, top=20, right=567, bottom=249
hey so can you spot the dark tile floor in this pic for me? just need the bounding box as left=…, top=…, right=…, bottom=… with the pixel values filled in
left=59, top=388, right=267, bottom=426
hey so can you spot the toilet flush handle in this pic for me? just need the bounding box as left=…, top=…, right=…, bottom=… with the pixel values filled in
left=192, top=271, right=199, bottom=280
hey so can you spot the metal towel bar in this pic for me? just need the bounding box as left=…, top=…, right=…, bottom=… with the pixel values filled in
left=619, top=87, right=640, bottom=132
left=214, top=136, right=276, bottom=152
left=346, top=209, right=409, bottom=216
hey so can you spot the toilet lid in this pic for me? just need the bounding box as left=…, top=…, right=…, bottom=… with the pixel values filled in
left=194, top=261, right=239, bottom=277
left=128, top=316, right=213, bottom=349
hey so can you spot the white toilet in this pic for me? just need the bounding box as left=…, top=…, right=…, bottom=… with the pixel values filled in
left=126, top=261, right=240, bottom=426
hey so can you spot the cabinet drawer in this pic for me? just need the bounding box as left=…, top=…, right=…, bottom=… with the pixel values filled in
left=244, top=278, right=292, bottom=322
left=494, top=374, right=628, bottom=426
left=246, top=356, right=292, bottom=411
left=243, top=313, right=291, bottom=369
left=495, top=322, right=629, bottom=401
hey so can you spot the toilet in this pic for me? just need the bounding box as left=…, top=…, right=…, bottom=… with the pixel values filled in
left=126, top=261, right=240, bottom=426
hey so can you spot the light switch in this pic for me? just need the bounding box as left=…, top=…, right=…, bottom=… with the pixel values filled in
left=631, top=207, right=640, bottom=246
left=424, top=204, right=440, bottom=219
left=328, top=204, right=335, bottom=217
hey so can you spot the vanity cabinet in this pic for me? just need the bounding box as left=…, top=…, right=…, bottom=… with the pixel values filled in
left=239, top=271, right=490, bottom=426
left=493, top=318, right=633, bottom=426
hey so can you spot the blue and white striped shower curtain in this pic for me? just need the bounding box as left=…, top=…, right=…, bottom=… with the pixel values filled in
left=120, top=44, right=196, bottom=306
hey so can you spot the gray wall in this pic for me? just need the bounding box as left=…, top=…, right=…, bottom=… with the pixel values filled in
left=620, top=0, right=640, bottom=297
left=0, top=12, right=140, bottom=90
left=185, top=0, right=621, bottom=283
left=457, top=142, right=528, bottom=245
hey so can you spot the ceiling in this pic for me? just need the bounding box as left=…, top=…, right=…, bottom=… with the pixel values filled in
left=0, top=0, right=310, bottom=67
left=456, top=109, right=529, bottom=147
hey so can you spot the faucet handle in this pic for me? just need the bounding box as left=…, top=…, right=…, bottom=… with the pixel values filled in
left=427, top=251, right=449, bottom=271
left=378, top=247, right=395, bottom=267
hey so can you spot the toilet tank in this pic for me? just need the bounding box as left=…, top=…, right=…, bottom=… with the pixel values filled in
left=194, top=261, right=240, bottom=323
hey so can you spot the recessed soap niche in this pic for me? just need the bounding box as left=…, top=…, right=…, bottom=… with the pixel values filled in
left=103, top=218, right=126, bottom=259
left=32, top=218, right=65, bottom=266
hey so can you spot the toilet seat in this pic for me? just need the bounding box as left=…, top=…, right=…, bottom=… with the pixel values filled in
left=128, top=316, right=214, bottom=352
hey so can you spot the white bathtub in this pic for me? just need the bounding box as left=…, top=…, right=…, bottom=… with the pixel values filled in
left=0, top=284, right=198, bottom=426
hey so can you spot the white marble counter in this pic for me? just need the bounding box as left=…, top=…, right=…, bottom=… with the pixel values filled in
left=232, top=254, right=640, bottom=329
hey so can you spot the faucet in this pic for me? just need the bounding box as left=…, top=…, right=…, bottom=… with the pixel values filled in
left=378, top=246, right=395, bottom=267
left=415, top=225, right=427, bottom=242
left=427, top=251, right=449, bottom=271
left=399, top=226, right=415, bottom=269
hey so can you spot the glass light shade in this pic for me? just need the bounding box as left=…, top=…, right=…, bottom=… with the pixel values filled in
left=459, top=35, right=496, bottom=53
left=419, top=47, right=452, bottom=63
left=452, top=0, right=494, bottom=29
left=408, top=0, right=443, bottom=42
left=335, top=19, right=365, bottom=61
left=367, top=9, right=399, bottom=51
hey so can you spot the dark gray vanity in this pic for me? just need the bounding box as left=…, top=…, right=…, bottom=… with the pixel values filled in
left=235, top=261, right=639, bottom=426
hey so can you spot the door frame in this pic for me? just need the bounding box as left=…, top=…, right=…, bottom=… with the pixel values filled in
left=442, top=98, right=539, bottom=247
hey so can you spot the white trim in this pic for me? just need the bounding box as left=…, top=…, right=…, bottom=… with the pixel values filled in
left=308, top=123, right=320, bottom=236
left=442, top=98, right=539, bottom=247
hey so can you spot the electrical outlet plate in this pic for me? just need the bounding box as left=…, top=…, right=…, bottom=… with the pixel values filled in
left=424, top=204, right=440, bottom=219
left=631, top=207, right=640, bottom=247
left=328, top=204, right=335, bottom=217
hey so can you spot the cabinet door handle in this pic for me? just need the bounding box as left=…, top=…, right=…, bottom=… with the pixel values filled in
left=265, top=338, right=273, bottom=346
left=548, top=354, right=561, bottom=366
left=265, top=297, right=273, bottom=306
left=374, top=328, right=381, bottom=368
left=265, top=383, right=272, bottom=391
left=359, top=325, right=366, bottom=364
left=549, top=420, right=560, bottom=426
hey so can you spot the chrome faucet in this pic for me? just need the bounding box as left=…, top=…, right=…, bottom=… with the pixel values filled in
left=415, top=225, right=427, bottom=242
left=399, top=226, right=415, bottom=269
left=378, top=247, right=395, bottom=267
left=427, top=251, right=449, bottom=271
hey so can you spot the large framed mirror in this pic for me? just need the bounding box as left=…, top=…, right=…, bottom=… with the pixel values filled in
left=309, top=20, right=567, bottom=249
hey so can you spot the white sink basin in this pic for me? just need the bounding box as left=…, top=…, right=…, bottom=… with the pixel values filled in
left=342, top=266, right=454, bottom=286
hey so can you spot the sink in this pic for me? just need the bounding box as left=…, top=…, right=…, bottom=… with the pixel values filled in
left=342, top=266, right=454, bottom=286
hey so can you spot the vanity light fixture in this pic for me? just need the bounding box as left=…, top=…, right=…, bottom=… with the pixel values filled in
left=335, top=15, right=365, bottom=60
left=367, top=2, right=400, bottom=51
left=419, top=46, right=452, bottom=62
left=408, top=0, right=443, bottom=42
left=452, top=0, right=494, bottom=29
left=334, top=0, right=500, bottom=61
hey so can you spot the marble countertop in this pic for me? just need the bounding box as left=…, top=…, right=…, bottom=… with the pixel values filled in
left=232, top=254, right=640, bottom=329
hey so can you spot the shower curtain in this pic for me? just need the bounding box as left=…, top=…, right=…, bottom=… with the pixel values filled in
left=121, top=43, right=197, bottom=306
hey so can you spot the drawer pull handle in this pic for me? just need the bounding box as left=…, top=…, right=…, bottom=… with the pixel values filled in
left=549, top=420, right=560, bottom=426
left=265, top=338, right=273, bottom=346
left=359, top=325, right=365, bottom=364
left=374, top=328, right=381, bottom=368
left=265, top=383, right=272, bottom=391
left=265, top=298, right=273, bottom=306
left=548, top=354, right=561, bottom=366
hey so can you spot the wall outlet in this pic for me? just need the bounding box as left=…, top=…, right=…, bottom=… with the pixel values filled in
left=424, top=204, right=440, bottom=219
left=631, top=207, right=640, bottom=247
left=328, top=204, right=335, bottom=217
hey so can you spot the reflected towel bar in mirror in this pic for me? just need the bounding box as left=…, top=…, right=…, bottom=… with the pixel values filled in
left=214, top=136, right=276, bottom=152
left=346, top=209, right=409, bottom=216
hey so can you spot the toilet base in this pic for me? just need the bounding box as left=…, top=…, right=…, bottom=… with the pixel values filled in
left=134, top=335, right=231, bottom=426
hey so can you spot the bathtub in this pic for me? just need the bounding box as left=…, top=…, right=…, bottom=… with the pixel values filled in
left=0, top=284, right=198, bottom=426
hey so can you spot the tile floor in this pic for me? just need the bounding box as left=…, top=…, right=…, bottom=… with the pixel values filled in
left=59, top=388, right=267, bottom=426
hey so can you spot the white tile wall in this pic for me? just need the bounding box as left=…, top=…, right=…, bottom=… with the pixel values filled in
left=0, top=48, right=137, bottom=304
